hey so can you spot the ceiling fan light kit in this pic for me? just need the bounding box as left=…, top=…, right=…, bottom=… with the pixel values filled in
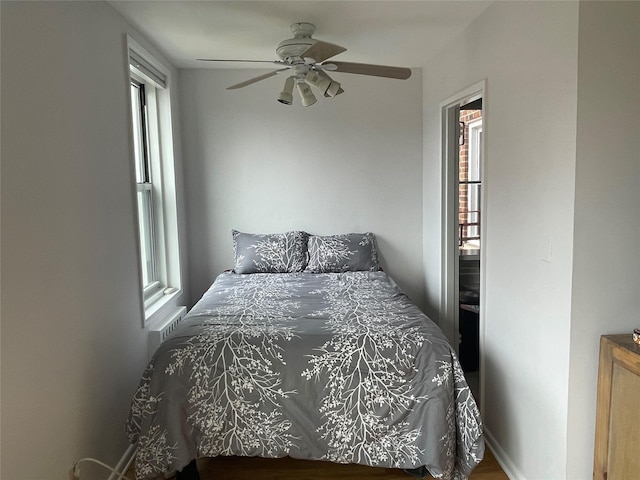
left=277, top=76, right=295, bottom=105
left=296, top=80, right=317, bottom=107
left=305, top=71, right=341, bottom=97
left=199, top=22, right=411, bottom=107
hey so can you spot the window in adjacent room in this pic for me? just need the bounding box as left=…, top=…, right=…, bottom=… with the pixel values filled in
left=128, top=40, right=181, bottom=324
left=458, top=108, right=483, bottom=252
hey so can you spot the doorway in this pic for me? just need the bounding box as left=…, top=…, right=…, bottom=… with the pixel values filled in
left=441, top=82, right=485, bottom=403
left=458, top=100, right=482, bottom=386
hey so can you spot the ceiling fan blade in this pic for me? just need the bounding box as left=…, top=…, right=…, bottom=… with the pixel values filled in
left=226, top=68, right=289, bottom=90
left=198, top=59, right=287, bottom=66
left=314, top=63, right=337, bottom=71
left=327, top=61, right=412, bottom=80
left=301, top=40, right=347, bottom=63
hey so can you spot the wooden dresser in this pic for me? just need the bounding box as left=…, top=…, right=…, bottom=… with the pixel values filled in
left=593, top=334, right=640, bottom=480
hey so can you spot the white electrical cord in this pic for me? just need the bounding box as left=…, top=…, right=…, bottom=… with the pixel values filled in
left=108, top=445, right=137, bottom=480
left=69, top=457, right=133, bottom=480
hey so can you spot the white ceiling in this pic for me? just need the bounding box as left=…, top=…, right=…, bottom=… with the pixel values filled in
left=109, top=1, right=493, bottom=69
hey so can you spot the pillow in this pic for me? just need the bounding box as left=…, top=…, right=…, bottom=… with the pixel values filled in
left=306, top=232, right=380, bottom=273
left=232, top=230, right=309, bottom=274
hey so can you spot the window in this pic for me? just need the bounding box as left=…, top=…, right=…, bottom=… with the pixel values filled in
left=128, top=40, right=181, bottom=323
left=130, top=80, right=157, bottom=290
left=458, top=111, right=482, bottom=252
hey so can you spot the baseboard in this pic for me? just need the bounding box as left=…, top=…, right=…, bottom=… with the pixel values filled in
left=484, top=427, right=526, bottom=480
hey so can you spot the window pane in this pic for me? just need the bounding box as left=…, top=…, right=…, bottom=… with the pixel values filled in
left=468, top=127, right=482, bottom=182
left=137, top=188, right=156, bottom=287
left=466, top=183, right=481, bottom=241
left=130, top=83, right=149, bottom=183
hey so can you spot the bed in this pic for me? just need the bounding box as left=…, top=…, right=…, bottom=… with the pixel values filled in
left=126, top=231, right=484, bottom=480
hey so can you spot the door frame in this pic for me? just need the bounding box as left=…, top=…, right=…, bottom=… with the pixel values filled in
left=440, top=80, right=487, bottom=404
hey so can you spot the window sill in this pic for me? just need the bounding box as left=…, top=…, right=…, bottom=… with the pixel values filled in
left=144, top=288, right=182, bottom=328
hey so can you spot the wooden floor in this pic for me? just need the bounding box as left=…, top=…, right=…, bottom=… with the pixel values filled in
left=130, top=448, right=508, bottom=479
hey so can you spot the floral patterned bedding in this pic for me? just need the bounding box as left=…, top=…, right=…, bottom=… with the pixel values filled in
left=126, top=271, right=484, bottom=479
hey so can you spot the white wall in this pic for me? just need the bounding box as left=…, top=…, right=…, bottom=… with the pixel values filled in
left=567, top=2, right=640, bottom=478
left=1, top=2, right=188, bottom=478
left=178, top=68, right=425, bottom=309
left=422, top=2, right=580, bottom=479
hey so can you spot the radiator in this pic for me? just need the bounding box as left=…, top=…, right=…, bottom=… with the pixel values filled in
left=148, top=306, right=187, bottom=357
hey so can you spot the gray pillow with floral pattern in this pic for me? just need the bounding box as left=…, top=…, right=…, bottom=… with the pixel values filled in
left=232, top=230, right=309, bottom=274
left=306, top=232, right=380, bottom=273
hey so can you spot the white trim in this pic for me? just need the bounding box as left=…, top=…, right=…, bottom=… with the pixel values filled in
left=484, top=427, right=523, bottom=480
left=145, top=289, right=181, bottom=327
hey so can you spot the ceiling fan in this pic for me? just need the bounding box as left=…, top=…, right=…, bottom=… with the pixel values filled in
left=198, top=22, right=412, bottom=107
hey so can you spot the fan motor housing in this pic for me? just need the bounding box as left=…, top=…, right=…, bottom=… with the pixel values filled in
left=276, top=39, right=316, bottom=62
left=276, top=22, right=316, bottom=62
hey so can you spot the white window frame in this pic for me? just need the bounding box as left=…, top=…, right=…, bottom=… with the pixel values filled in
left=465, top=118, right=483, bottom=248
left=127, top=37, right=182, bottom=326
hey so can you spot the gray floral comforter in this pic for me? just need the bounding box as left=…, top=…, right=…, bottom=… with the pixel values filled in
left=127, top=271, right=484, bottom=479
